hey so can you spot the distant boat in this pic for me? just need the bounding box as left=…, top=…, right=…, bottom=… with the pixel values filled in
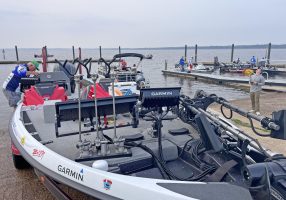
left=191, top=63, right=214, bottom=73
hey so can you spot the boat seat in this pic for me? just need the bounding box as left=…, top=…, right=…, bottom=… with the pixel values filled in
left=35, top=84, right=56, bottom=97
left=168, top=128, right=190, bottom=136
left=122, top=133, right=144, bottom=142
left=107, top=139, right=178, bottom=174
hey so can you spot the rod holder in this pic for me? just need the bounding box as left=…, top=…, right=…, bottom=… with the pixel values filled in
left=74, top=74, right=83, bottom=142
left=111, top=77, right=117, bottom=140
left=100, top=140, right=109, bottom=156
left=91, top=73, right=99, bottom=139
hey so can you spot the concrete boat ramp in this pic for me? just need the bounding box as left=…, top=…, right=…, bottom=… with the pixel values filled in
left=162, top=70, right=286, bottom=92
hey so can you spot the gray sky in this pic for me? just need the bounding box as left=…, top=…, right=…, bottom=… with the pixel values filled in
left=0, top=0, right=285, bottom=48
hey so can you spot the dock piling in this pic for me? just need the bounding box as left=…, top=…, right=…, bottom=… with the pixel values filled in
left=231, top=44, right=234, bottom=62
left=15, top=45, right=19, bottom=62
left=165, top=60, right=168, bottom=70
left=72, top=46, right=75, bottom=60
left=42, top=46, right=48, bottom=72
left=184, top=45, right=187, bottom=62
left=2, top=49, right=5, bottom=60
left=119, top=46, right=121, bottom=54
left=267, top=43, right=271, bottom=64
left=99, top=46, right=102, bottom=58
left=195, top=44, right=198, bottom=63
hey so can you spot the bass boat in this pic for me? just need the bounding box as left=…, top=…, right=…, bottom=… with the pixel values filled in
left=9, top=56, right=286, bottom=200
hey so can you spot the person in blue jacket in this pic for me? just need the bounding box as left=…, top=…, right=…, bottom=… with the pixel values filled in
left=179, top=57, right=185, bottom=72
left=250, top=56, right=256, bottom=66
left=2, top=60, right=40, bottom=108
left=179, top=57, right=185, bottom=66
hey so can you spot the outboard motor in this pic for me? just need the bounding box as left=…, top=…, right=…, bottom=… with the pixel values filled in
left=54, top=62, right=76, bottom=93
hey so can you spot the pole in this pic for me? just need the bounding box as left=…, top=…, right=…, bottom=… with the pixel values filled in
left=42, top=46, right=47, bottom=72
left=75, top=75, right=83, bottom=142
left=72, top=46, right=75, bottom=60
left=119, top=46, right=121, bottom=54
left=195, top=44, right=198, bottom=63
left=184, top=45, right=187, bottom=62
left=99, top=46, right=102, bottom=58
left=267, top=42, right=271, bottom=65
left=78, top=47, right=82, bottom=74
left=2, top=49, right=5, bottom=60
left=165, top=60, right=167, bottom=70
left=15, top=45, right=19, bottom=62
left=231, top=44, right=234, bottom=62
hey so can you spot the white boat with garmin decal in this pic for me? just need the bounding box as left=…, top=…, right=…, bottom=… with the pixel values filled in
left=8, top=53, right=286, bottom=200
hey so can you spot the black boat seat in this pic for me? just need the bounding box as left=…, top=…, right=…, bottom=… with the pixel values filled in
left=122, top=133, right=144, bottom=142
left=168, top=128, right=190, bottom=136
left=107, top=139, right=178, bottom=174
left=35, top=84, right=56, bottom=96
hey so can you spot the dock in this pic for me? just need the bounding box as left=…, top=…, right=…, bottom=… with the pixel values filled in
left=162, top=70, right=286, bottom=91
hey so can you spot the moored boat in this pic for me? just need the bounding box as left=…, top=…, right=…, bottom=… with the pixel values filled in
left=8, top=58, right=286, bottom=200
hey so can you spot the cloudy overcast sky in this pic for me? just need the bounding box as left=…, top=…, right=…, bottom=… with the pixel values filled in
left=0, top=0, right=285, bottom=48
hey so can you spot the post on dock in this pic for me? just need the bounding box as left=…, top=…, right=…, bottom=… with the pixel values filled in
left=165, top=60, right=168, bottom=70
left=2, top=49, right=5, bottom=60
left=184, top=45, right=187, bottom=62
left=15, top=45, right=19, bottom=62
left=267, top=42, right=271, bottom=65
left=72, top=46, right=75, bottom=60
left=119, top=46, right=121, bottom=54
left=78, top=47, right=82, bottom=74
left=195, top=44, right=198, bottom=63
left=99, top=46, right=102, bottom=58
left=42, top=46, right=48, bottom=72
left=231, top=44, right=234, bottom=62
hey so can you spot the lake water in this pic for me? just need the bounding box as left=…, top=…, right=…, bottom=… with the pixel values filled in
left=1, top=47, right=286, bottom=126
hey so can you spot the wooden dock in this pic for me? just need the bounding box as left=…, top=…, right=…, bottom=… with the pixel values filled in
left=162, top=70, right=286, bottom=90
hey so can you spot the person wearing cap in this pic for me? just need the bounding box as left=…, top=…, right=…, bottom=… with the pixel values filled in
left=2, top=60, right=40, bottom=108
left=249, top=67, right=265, bottom=115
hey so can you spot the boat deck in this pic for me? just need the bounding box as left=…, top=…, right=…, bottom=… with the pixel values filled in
left=23, top=106, right=198, bottom=174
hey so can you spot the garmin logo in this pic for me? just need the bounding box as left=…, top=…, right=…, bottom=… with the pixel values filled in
left=58, top=165, right=84, bottom=182
left=151, top=91, right=173, bottom=96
